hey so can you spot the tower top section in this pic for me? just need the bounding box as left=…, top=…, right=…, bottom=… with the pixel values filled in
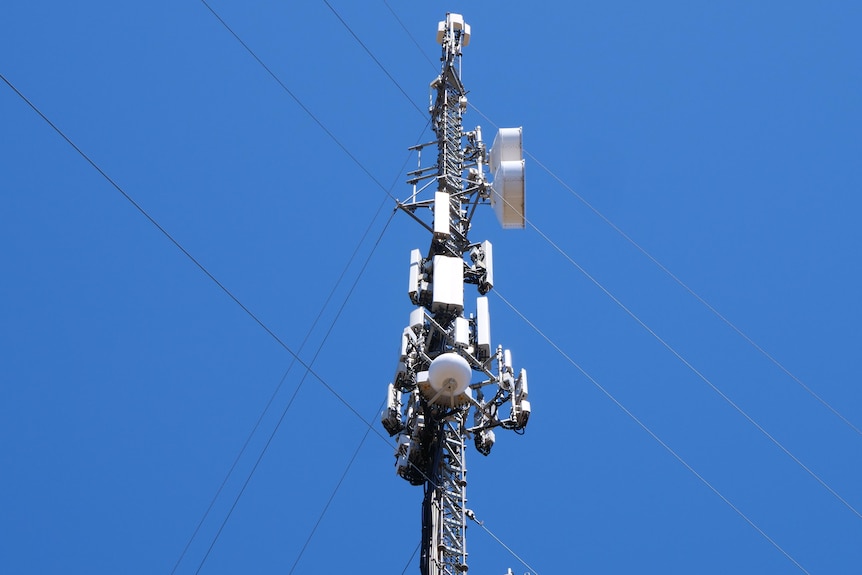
left=437, top=13, right=471, bottom=51
left=398, top=12, right=525, bottom=251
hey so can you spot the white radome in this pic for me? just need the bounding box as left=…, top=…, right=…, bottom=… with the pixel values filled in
left=424, top=353, right=472, bottom=406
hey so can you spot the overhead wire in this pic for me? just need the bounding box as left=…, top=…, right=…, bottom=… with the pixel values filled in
left=177, top=197, right=396, bottom=574
left=178, top=90, right=434, bottom=575
left=519, top=210, right=862, bottom=520
left=192, top=206, right=398, bottom=575
left=169, top=365, right=287, bottom=574
left=171, top=68, right=430, bottom=574
left=198, top=0, right=397, bottom=202
left=382, top=0, right=438, bottom=70
left=493, top=290, right=811, bottom=575
left=468, top=511, right=543, bottom=575
left=364, top=0, right=860, bottom=521
left=326, top=0, right=426, bottom=124
left=174, top=2, right=539, bottom=571
left=276, top=120, right=436, bottom=572
left=312, top=1, right=856, bottom=569
left=317, top=3, right=549, bottom=570
left=322, top=0, right=426, bottom=119
left=2, top=7, right=814, bottom=575
left=318, top=1, right=849, bottom=569
left=468, top=104, right=862, bottom=439
left=192, top=0, right=860, bottom=567
left=314, top=0, right=859, bottom=566
left=188, top=3, right=544, bottom=571
left=170, top=123, right=418, bottom=572
left=185, top=126, right=420, bottom=569
left=0, top=70, right=396, bottom=438
left=169, top=77, right=431, bottom=567
left=0, top=68, right=438, bottom=571
left=165, top=1, right=430, bottom=569
left=183, top=1, right=862, bottom=570
left=1, top=9, right=535, bottom=575
left=286, top=399, right=385, bottom=575
left=195, top=2, right=547, bottom=572
left=8, top=82, right=408, bottom=511
left=9, top=2, right=841, bottom=573
left=0, top=73, right=290, bottom=364
left=399, top=540, right=422, bottom=575
left=377, top=0, right=861, bottom=440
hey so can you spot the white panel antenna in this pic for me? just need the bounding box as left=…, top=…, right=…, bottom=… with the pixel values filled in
left=431, top=255, right=464, bottom=315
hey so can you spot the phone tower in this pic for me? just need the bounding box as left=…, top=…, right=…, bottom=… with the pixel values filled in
left=381, top=13, right=530, bottom=575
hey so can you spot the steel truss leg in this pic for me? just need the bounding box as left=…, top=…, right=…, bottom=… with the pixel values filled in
left=421, top=414, right=468, bottom=575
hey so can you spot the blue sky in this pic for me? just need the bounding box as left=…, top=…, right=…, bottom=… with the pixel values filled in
left=2, top=2, right=861, bottom=574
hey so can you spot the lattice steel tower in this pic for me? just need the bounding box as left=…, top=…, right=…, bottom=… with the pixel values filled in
left=381, top=13, right=530, bottom=575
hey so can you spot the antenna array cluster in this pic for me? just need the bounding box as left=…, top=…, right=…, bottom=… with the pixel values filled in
left=381, top=13, right=531, bottom=575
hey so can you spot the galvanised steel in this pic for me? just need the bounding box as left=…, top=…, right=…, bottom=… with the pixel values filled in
left=383, top=13, right=530, bottom=575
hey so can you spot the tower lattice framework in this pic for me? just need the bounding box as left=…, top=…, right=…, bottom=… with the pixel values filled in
left=381, top=13, right=530, bottom=575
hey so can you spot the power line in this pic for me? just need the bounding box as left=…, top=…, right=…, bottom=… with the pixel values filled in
left=179, top=6, right=540, bottom=570
left=467, top=103, right=862, bottom=439
left=1, top=15, right=534, bottom=575
left=349, top=3, right=859, bottom=463
left=198, top=0, right=396, bottom=202
left=196, top=0, right=856, bottom=568
left=13, top=2, right=852, bottom=572
left=314, top=0, right=857, bottom=564
left=470, top=513, right=541, bottom=575
left=6, top=54, right=806, bottom=571
left=170, top=85, right=428, bottom=568
left=192, top=207, right=397, bottom=574
left=170, top=191, right=395, bottom=574
left=493, top=289, right=811, bottom=575
left=287, top=399, right=383, bottom=575
left=321, top=0, right=861, bottom=526
left=9, top=7, right=778, bottom=573
left=382, top=0, right=437, bottom=71
left=518, top=212, right=862, bottom=520
left=0, top=73, right=284, bottom=360
left=273, top=124, right=434, bottom=570
left=181, top=4, right=543, bottom=571
left=400, top=0, right=844, bottom=435
left=298, top=9, right=542, bottom=570
left=400, top=540, right=422, bottom=575
left=0, top=71, right=377, bottom=435
left=0, top=70, right=454, bottom=568
left=1, top=65, right=528, bottom=571
left=376, top=0, right=860, bottom=477
left=169, top=365, right=291, bottom=574
left=322, top=0, right=426, bottom=119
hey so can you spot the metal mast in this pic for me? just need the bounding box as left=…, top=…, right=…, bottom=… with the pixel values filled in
left=381, top=14, right=530, bottom=575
